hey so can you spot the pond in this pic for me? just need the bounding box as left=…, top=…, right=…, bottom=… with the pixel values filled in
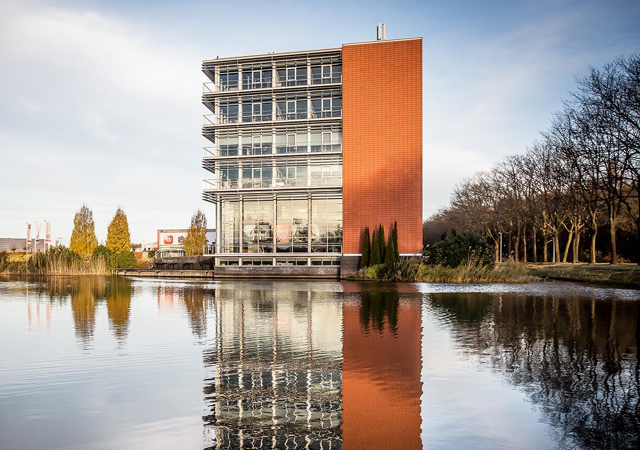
left=0, top=277, right=638, bottom=449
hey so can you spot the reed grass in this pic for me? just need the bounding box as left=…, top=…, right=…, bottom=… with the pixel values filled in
left=0, top=248, right=110, bottom=276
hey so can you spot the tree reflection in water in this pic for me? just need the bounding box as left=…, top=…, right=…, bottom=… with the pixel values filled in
left=428, top=292, right=640, bottom=450
left=181, top=286, right=213, bottom=339
left=359, top=291, right=399, bottom=333
left=40, top=277, right=133, bottom=348
left=105, top=278, right=133, bottom=345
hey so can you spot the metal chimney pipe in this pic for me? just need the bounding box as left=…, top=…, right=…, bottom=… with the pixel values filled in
left=377, top=23, right=382, bottom=40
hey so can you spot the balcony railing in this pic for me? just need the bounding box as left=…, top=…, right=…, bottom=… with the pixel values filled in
left=203, top=176, right=342, bottom=190
left=203, top=144, right=341, bottom=158
left=204, top=73, right=342, bottom=93
left=203, top=109, right=342, bottom=126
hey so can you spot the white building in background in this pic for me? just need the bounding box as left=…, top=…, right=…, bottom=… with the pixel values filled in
left=156, top=228, right=216, bottom=258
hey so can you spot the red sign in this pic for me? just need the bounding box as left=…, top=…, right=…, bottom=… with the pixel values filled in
left=164, top=235, right=174, bottom=244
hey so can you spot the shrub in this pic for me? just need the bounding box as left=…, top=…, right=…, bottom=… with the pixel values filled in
left=427, top=231, right=494, bottom=268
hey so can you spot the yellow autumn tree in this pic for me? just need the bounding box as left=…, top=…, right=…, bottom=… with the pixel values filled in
left=69, top=204, right=98, bottom=259
left=184, top=209, right=207, bottom=255
left=106, top=208, right=131, bottom=254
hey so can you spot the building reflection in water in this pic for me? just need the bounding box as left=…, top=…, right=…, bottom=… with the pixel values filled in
left=202, top=282, right=424, bottom=450
left=428, top=292, right=640, bottom=449
left=202, top=283, right=344, bottom=449
left=341, top=285, right=423, bottom=450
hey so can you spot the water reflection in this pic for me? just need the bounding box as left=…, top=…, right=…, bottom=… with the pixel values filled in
left=2, top=277, right=640, bottom=449
left=428, top=292, right=640, bottom=449
left=342, top=288, right=423, bottom=450
left=202, top=285, right=343, bottom=449
left=105, top=278, right=133, bottom=344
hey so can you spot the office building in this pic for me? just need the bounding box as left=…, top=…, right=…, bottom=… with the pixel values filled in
left=202, top=29, right=422, bottom=274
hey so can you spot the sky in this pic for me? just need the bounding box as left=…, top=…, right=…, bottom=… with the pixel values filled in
left=0, top=0, right=639, bottom=245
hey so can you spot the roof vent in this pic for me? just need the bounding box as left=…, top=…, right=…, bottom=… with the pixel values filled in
left=377, top=23, right=386, bottom=40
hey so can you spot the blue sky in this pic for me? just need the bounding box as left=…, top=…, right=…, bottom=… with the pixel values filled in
left=1, top=0, right=639, bottom=245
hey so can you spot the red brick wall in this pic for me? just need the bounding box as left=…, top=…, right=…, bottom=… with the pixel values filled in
left=342, top=38, right=423, bottom=254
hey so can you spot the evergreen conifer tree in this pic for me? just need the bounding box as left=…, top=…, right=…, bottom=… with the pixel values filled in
left=184, top=209, right=208, bottom=255
left=378, top=224, right=386, bottom=262
left=384, top=234, right=396, bottom=264
left=370, top=231, right=381, bottom=265
left=69, top=204, right=98, bottom=259
left=393, top=221, right=400, bottom=260
left=360, top=226, right=371, bottom=268
left=106, top=208, right=131, bottom=254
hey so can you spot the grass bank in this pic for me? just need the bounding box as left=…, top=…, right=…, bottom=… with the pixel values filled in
left=528, top=263, right=640, bottom=288
left=353, top=259, right=537, bottom=283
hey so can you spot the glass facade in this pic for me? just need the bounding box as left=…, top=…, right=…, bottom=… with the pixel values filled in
left=276, top=197, right=308, bottom=253
left=242, top=198, right=273, bottom=253
left=204, top=50, right=343, bottom=266
left=311, top=197, right=342, bottom=253
left=220, top=199, right=240, bottom=253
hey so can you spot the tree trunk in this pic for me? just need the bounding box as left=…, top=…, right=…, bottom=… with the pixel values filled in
left=637, top=216, right=640, bottom=265
left=573, top=230, right=580, bottom=263
left=494, top=236, right=499, bottom=263
left=523, top=223, right=528, bottom=263
left=515, top=223, right=520, bottom=262
left=543, top=235, right=548, bottom=263
left=554, top=232, right=560, bottom=264
left=610, top=214, right=618, bottom=264
left=533, top=225, right=537, bottom=263
left=562, top=229, right=573, bottom=263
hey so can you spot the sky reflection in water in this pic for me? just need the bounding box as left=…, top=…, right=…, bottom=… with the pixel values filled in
left=0, top=277, right=638, bottom=449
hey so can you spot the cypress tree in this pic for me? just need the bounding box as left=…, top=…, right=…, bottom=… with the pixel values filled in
left=360, top=226, right=371, bottom=268
left=384, top=235, right=396, bottom=264
left=393, top=221, right=400, bottom=260
left=378, top=224, right=386, bottom=262
left=370, top=231, right=381, bottom=265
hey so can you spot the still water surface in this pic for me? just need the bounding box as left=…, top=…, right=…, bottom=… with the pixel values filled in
left=0, top=277, right=639, bottom=449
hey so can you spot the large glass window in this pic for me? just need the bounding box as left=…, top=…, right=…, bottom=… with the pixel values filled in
left=310, top=65, right=342, bottom=84
left=241, top=101, right=272, bottom=123
left=309, top=164, right=341, bottom=187
left=241, top=134, right=272, bottom=155
left=276, top=99, right=307, bottom=120
left=219, top=102, right=239, bottom=124
left=218, top=135, right=239, bottom=156
left=275, top=131, right=307, bottom=154
left=310, top=129, right=341, bottom=152
left=311, top=197, right=342, bottom=253
left=219, top=71, right=239, bottom=91
left=241, top=163, right=272, bottom=188
left=275, top=163, right=307, bottom=187
left=311, top=97, right=341, bottom=118
left=276, top=198, right=308, bottom=252
left=276, top=66, right=307, bottom=87
left=242, top=198, right=273, bottom=253
left=219, top=167, right=239, bottom=189
left=221, top=199, right=240, bottom=253
left=242, top=69, right=272, bottom=90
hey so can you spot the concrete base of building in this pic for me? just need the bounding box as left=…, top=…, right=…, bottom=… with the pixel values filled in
left=152, top=256, right=215, bottom=270
left=214, top=266, right=339, bottom=279
left=340, top=255, right=361, bottom=278
left=113, top=269, right=215, bottom=278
